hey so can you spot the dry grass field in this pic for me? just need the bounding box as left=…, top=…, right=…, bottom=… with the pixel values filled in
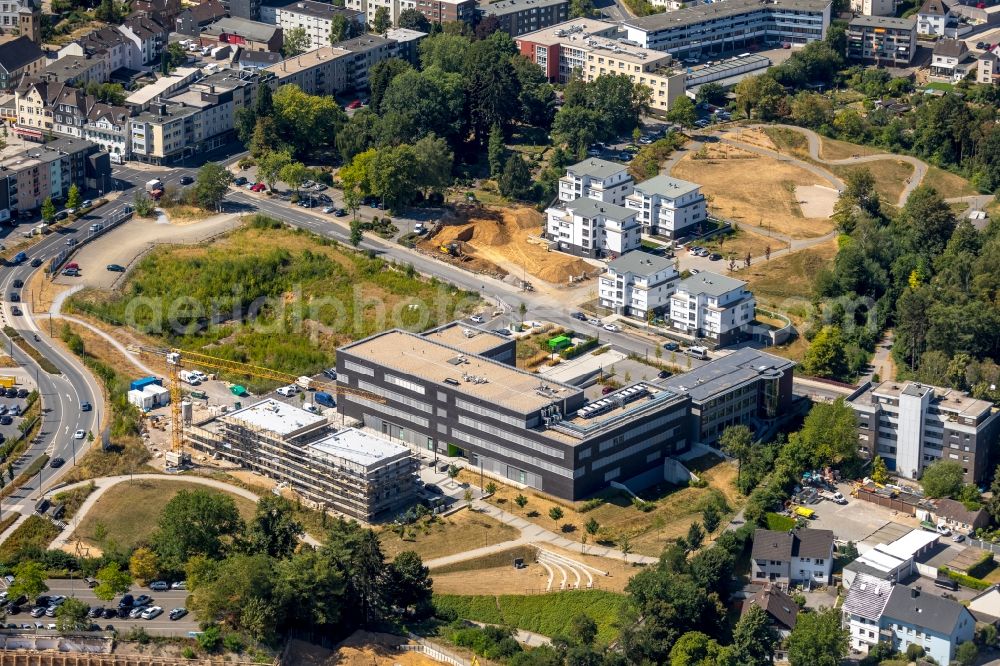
left=379, top=509, right=521, bottom=561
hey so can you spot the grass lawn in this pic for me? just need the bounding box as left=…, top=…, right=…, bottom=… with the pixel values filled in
left=831, top=160, right=914, bottom=205
left=0, top=516, right=61, bottom=563
left=379, top=509, right=521, bottom=561
left=816, top=136, right=885, bottom=161
left=922, top=165, right=979, bottom=198
left=74, top=479, right=258, bottom=551
left=53, top=482, right=98, bottom=520
left=744, top=238, right=837, bottom=307
left=699, top=227, right=786, bottom=260
left=434, top=590, right=630, bottom=644
left=923, top=82, right=954, bottom=92
left=761, top=127, right=809, bottom=159
left=468, top=454, right=744, bottom=557
left=765, top=512, right=797, bottom=531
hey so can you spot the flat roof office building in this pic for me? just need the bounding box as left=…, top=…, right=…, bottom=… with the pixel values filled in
left=336, top=322, right=691, bottom=500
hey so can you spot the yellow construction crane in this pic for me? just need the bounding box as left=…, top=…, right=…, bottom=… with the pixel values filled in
left=140, top=347, right=385, bottom=465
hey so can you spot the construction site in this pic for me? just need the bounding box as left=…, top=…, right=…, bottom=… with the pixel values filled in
left=419, top=206, right=600, bottom=288
left=186, top=398, right=419, bottom=522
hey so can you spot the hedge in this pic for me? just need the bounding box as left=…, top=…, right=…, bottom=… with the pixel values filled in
left=938, top=567, right=991, bottom=591
left=965, top=551, right=996, bottom=580
left=559, top=337, right=600, bottom=360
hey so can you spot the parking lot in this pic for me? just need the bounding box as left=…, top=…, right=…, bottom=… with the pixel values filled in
left=807, top=485, right=907, bottom=544
left=0, top=376, right=38, bottom=456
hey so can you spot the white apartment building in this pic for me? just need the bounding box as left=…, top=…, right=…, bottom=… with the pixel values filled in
left=669, top=271, right=756, bottom=346
left=558, top=157, right=633, bottom=206
left=851, top=0, right=894, bottom=15
left=624, top=174, right=706, bottom=240
left=977, top=46, right=999, bottom=85
left=275, top=0, right=365, bottom=50
left=599, top=250, right=679, bottom=319
left=546, top=198, right=639, bottom=259
left=847, top=380, right=1000, bottom=484
left=916, top=0, right=952, bottom=36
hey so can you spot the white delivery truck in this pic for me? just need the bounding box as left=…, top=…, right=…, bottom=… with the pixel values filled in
left=178, top=370, right=202, bottom=385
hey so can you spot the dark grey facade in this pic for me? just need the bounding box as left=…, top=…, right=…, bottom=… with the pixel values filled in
left=336, top=324, right=691, bottom=500
left=479, top=0, right=569, bottom=37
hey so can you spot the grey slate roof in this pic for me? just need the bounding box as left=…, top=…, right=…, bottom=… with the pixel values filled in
left=204, top=17, right=280, bottom=42
left=0, top=37, right=44, bottom=74
left=662, top=348, right=794, bottom=402
left=843, top=573, right=894, bottom=620
left=633, top=174, right=700, bottom=198
left=918, top=0, right=949, bottom=16
left=607, top=250, right=674, bottom=276
left=883, top=584, right=972, bottom=635
left=751, top=528, right=834, bottom=561
left=276, top=0, right=362, bottom=21
left=565, top=197, right=633, bottom=221
left=933, top=39, right=967, bottom=59
left=676, top=271, right=747, bottom=298
left=481, top=0, right=568, bottom=16
left=566, top=158, right=629, bottom=181
left=934, top=498, right=988, bottom=526
left=743, top=586, right=798, bottom=630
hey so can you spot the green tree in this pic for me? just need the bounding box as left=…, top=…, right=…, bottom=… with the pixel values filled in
left=372, top=144, right=419, bottom=210
left=669, top=631, right=726, bottom=666
left=702, top=504, right=720, bottom=533
left=282, top=26, right=310, bottom=56
left=920, top=460, right=965, bottom=499
left=733, top=74, right=784, bottom=120
left=585, top=517, right=600, bottom=538
left=272, top=84, right=347, bottom=155
left=279, top=161, right=310, bottom=195
left=801, top=325, right=849, bottom=380
left=552, top=105, right=601, bottom=156
left=872, top=455, right=889, bottom=485
left=790, top=91, right=833, bottom=129
left=66, top=184, right=81, bottom=210
left=549, top=506, right=564, bottom=521
left=248, top=115, right=285, bottom=158
left=418, top=33, right=471, bottom=74
left=488, top=123, right=506, bottom=179
left=41, top=197, right=56, bottom=223
left=193, top=162, right=232, bottom=211
left=666, top=95, right=698, bottom=128
left=568, top=0, right=595, bottom=17
left=695, top=82, right=725, bottom=106
left=372, top=5, right=391, bottom=32
left=154, top=489, right=243, bottom=564
left=367, top=58, right=412, bottom=114
left=240, top=596, right=274, bottom=646
left=329, top=13, right=359, bottom=43
left=129, top=546, right=159, bottom=585
left=686, top=522, right=704, bottom=551
left=719, top=425, right=753, bottom=492
left=730, top=603, right=776, bottom=666
left=786, top=608, right=848, bottom=666
left=498, top=153, right=532, bottom=200
left=514, top=494, right=528, bottom=510
left=397, top=8, right=430, bottom=31
left=349, top=219, right=363, bottom=247
left=55, top=597, right=90, bottom=632
left=8, top=561, right=48, bottom=600
left=94, top=562, right=132, bottom=602
left=463, top=32, right=521, bottom=141
left=412, top=134, right=454, bottom=198
left=256, top=150, right=292, bottom=191
left=389, top=551, right=432, bottom=614
left=796, top=397, right=860, bottom=467
left=241, top=495, right=303, bottom=559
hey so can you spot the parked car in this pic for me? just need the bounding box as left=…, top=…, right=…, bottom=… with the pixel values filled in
left=234, top=177, right=248, bottom=186
left=87, top=606, right=103, bottom=618
left=601, top=386, right=615, bottom=395
left=588, top=317, right=601, bottom=325
left=335, top=208, right=347, bottom=217
left=469, top=314, right=484, bottom=323
left=571, top=312, right=587, bottom=321
left=30, top=607, right=45, bottom=618
left=106, top=264, right=125, bottom=272
left=322, top=206, right=335, bottom=214
left=170, top=581, right=187, bottom=590
left=663, top=341, right=679, bottom=351
left=423, top=483, right=442, bottom=494
left=10, top=307, right=21, bottom=316
left=492, top=328, right=511, bottom=336
left=118, top=595, right=133, bottom=609
left=141, top=606, right=163, bottom=620
left=0, top=416, right=13, bottom=426
left=103, top=608, right=116, bottom=619
left=16, top=389, right=28, bottom=398
left=709, top=253, right=722, bottom=261
left=657, top=370, right=670, bottom=379
left=250, top=183, right=266, bottom=192
left=149, top=581, right=169, bottom=591
left=168, top=607, right=188, bottom=621
left=603, top=323, right=620, bottom=332
left=346, top=99, right=362, bottom=109
left=62, top=268, right=80, bottom=277
left=128, top=606, right=145, bottom=619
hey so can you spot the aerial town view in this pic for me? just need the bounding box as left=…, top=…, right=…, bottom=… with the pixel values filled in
left=0, top=0, right=996, bottom=661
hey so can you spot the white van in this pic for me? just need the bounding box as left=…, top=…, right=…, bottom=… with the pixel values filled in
left=685, top=346, right=709, bottom=360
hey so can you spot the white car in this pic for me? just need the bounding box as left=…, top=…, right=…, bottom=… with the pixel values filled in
left=469, top=314, right=484, bottom=323
left=276, top=385, right=300, bottom=397
left=74, top=430, right=85, bottom=439
left=603, top=324, right=620, bottom=332
left=141, top=606, right=163, bottom=620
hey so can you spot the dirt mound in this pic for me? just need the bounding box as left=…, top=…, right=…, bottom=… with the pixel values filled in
left=423, top=206, right=597, bottom=286
left=286, top=633, right=447, bottom=666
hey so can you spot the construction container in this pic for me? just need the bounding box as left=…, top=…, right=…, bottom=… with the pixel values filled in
left=230, top=385, right=247, bottom=397
left=128, top=389, right=155, bottom=411
left=146, top=384, right=170, bottom=407
left=0, top=376, right=14, bottom=389
left=130, top=376, right=162, bottom=392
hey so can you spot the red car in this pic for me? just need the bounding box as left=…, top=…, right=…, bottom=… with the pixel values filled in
left=64, top=262, right=80, bottom=270
left=346, top=99, right=362, bottom=110
left=250, top=183, right=266, bottom=192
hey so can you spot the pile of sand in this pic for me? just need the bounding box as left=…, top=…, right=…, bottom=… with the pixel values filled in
left=286, top=633, right=447, bottom=666
left=425, top=207, right=596, bottom=285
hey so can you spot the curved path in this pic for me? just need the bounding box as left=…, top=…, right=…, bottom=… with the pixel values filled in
left=46, top=473, right=321, bottom=550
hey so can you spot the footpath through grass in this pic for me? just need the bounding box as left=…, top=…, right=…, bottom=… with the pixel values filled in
left=434, top=590, right=629, bottom=644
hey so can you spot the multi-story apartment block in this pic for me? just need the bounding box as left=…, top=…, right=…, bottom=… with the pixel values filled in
left=343, top=0, right=475, bottom=29
left=221, top=0, right=261, bottom=21
left=336, top=322, right=692, bottom=500
left=130, top=70, right=259, bottom=164
left=187, top=399, right=419, bottom=521
left=663, top=348, right=794, bottom=444
left=516, top=19, right=686, bottom=114
left=846, top=380, right=1000, bottom=484
left=846, top=16, right=916, bottom=66
left=0, top=137, right=111, bottom=221
left=60, top=26, right=143, bottom=75
left=385, top=27, right=427, bottom=66
left=0, top=36, right=44, bottom=92
left=916, top=0, right=954, bottom=36
left=623, top=174, right=706, bottom=239
left=751, top=528, right=835, bottom=586
left=851, top=0, right=894, bottom=17
left=15, top=79, right=131, bottom=160
left=558, top=158, right=634, bottom=206
left=274, top=0, right=365, bottom=50
left=119, top=15, right=169, bottom=66
left=977, top=46, right=999, bottom=85
left=175, top=0, right=227, bottom=36
left=622, top=0, right=832, bottom=57
left=44, top=55, right=110, bottom=86
left=479, top=0, right=569, bottom=37
left=335, top=34, right=397, bottom=90
left=266, top=46, right=352, bottom=96
left=598, top=250, right=678, bottom=318
left=201, top=16, right=284, bottom=52
left=546, top=198, right=639, bottom=259
left=669, top=271, right=756, bottom=346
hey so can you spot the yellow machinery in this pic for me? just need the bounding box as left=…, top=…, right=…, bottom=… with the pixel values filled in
left=142, top=347, right=386, bottom=467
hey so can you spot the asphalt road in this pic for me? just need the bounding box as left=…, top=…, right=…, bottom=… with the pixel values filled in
left=3, top=580, right=197, bottom=636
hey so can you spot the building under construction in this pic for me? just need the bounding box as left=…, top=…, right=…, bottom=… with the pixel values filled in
left=186, top=398, right=418, bottom=522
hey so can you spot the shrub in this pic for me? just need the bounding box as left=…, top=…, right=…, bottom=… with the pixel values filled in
left=938, top=567, right=990, bottom=590
left=578, top=498, right=604, bottom=513
left=223, top=633, right=245, bottom=653
left=181, top=646, right=196, bottom=659
left=197, top=626, right=223, bottom=652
